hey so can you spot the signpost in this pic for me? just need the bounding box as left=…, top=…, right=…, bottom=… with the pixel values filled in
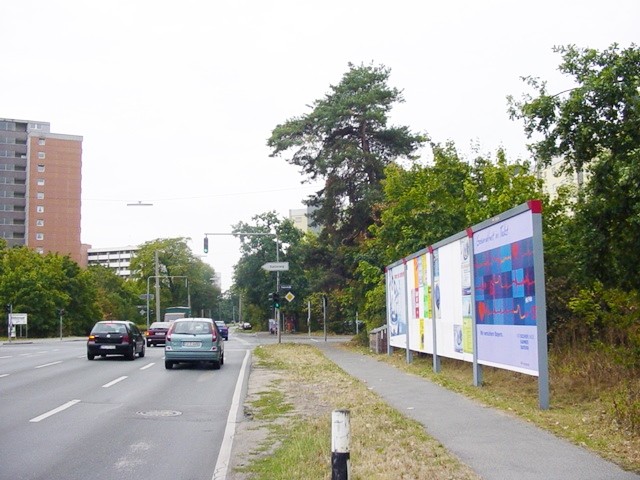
left=261, top=262, right=289, bottom=271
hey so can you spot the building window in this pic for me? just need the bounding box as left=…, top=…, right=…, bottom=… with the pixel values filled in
left=38, top=138, right=46, bottom=146
left=37, top=179, right=45, bottom=186
left=37, top=192, right=44, bottom=200
left=36, top=205, right=44, bottom=213
left=36, top=219, right=44, bottom=227
left=37, top=164, right=45, bottom=172
left=36, top=233, right=44, bottom=240
left=38, top=152, right=45, bottom=159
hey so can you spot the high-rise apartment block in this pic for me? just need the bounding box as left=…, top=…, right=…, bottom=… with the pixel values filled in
left=0, top=118, right=84, bottom=265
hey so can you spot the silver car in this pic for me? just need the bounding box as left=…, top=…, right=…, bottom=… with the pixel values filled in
left=164, top=318, right=224, bottom=370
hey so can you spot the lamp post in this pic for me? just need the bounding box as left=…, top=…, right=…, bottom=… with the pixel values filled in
left=146, top=275, right=189, bottom=329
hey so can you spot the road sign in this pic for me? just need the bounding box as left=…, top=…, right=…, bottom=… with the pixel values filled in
left=261, top=262, right=289, bottom=271
left=285, top=292, right=295, bottom=302
left=9, top=313, right=28, bottom=325
left=139, top=294, right=154, bottom=300
left=280, top=284, right=292, bottom=290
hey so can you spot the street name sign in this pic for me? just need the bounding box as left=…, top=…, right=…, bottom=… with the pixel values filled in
left=261, top=262, right=289, bottom=271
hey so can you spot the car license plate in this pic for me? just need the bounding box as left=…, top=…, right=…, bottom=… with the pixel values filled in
left=158, top=332, right=165, bottom=336
left=101, top=345, right=116, bottom=349
left=182, top=341, right=201, bottom=348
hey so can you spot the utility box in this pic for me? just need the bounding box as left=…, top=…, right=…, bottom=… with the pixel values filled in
left=369, top=325, right=387, bottom=354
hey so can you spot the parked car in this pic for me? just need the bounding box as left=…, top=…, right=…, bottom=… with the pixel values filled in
left=164, top=318, right=224, bottom=370
left=87, top=320, right=146, bottom=360
left=241, top=322, right=252, bottom=330
left=146, top=321, right=171, bottom=346
left=214, top=320, right=229, bottom=340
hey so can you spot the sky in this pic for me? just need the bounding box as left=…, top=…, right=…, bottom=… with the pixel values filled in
left=2, top=1, right=638, bottom=290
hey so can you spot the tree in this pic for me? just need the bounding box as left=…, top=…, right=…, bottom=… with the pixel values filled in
left=268, top=62, right=426, bottom=248
left=508, top=43, right=640, bottom=290
left=129, top=238, right=219, bottom=319
left=86, top=265, right=140, bottom=321
left=232, top=212, right=306, bottom=329
left=0, top=245, right=100, bottom=336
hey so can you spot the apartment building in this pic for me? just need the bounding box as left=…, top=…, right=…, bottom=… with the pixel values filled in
left=289, top=206, right=321, bottom=234
left=87, top=246, right=139, bottom=278
left=0, top=118, right=84, bottom=265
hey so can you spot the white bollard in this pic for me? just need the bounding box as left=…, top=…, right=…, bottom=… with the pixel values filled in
left=331, top=409, right=350, bottom=480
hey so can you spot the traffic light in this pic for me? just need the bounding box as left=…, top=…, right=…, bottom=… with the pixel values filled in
left=5, top=304, right=10, bottom=314
left=273, top=292, right=280, bottom=309
left=203, top=236, right=209, bottom=253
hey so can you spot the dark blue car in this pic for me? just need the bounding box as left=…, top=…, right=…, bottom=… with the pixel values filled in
left=214, top=320, right=229, bottom=340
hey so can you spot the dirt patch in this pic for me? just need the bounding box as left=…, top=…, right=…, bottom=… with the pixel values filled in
left=226, top=361, right=283, bottom=480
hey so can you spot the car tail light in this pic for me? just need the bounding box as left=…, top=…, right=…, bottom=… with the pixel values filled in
left=122, top=334, right=130, bottom=343
left=88, top=334, right=96, bottom=341
left=211, top=331, right=217, bottom=342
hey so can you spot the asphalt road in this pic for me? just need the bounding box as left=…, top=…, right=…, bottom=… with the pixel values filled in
left=0, top=335, right=253, bottom=480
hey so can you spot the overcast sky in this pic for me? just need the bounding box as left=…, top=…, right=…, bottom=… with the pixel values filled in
left=2, top=1, right=638, bottom=290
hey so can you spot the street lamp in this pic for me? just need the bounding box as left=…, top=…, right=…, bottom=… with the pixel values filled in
left=145, top=275, right=190, bottom=329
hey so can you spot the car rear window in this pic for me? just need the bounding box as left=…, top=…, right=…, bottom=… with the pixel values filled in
left=92, top=323, right=126, bottom=334
left=173, top=321, right=212, bottom=334
left=150, top=322, right=170, bottom=329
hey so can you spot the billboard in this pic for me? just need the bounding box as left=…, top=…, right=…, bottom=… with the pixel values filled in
left=387, top=262, right=407, bottom=349
left=385, top=201, right=549, bottom=407
left=473, top=209, right=540, bottom=375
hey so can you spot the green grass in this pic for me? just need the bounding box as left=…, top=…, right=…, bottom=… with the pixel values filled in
left=235, top=343, right=481, bottom=480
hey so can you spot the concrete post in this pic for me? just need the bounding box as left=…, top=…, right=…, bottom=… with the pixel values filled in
left=331, top=409, right=350, bottom=480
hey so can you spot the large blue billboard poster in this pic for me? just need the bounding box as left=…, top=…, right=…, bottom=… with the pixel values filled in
left=474, top=210, right=539, bottom=375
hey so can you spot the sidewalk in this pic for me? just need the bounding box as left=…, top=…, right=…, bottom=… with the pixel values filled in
left=315, top=341, right=639, bottom=480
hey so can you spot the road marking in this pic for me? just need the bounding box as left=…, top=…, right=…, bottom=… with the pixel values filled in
left=102, top=376, right=128, bottom=388
left=30, top=399, right=81, bottom=423
left=0, top=356, right=11, bottom=359
left=212, top=349, right=251, bottom=480
left=0, top=374, right=9, bottom=378
left=35, top=361, right=62, bottom=369
left=140, top=363, right=155, bottom=370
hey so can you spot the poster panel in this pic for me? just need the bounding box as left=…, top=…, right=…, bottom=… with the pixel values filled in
left=387, top=262, right=407, bottom=349
left=434, top=238, right=473, bottom=361
left=474, top=210, right=539, bottom=375
left=407, top=252, right=433, bottom=354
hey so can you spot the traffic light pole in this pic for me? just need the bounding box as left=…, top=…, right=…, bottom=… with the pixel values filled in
left=203, top=231, right=282, bottom=343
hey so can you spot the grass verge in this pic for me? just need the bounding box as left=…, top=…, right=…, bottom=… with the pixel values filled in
left=366, top=344, right=640, bottom=473
left=234, top=343, right=481, bottom=480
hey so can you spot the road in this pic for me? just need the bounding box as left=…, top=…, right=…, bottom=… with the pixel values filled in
left=0, top=334, right=255, bottom=480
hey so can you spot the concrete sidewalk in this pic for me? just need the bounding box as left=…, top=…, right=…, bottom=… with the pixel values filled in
left=315, top=341, right=639, bottom=480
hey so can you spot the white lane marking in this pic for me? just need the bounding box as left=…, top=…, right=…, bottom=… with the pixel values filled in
left=102, top=376, right=128, bottom=388
left=30, top=399, right=81, bottom=423
left=212, top=349, right=251, bottom=480
left=140, top=363, right=155, bottom=370
left=0, top=356, right=11, bottom=359
left=35, top=361, right=62, bottom=369
left=0, top=373, right=9, bottom=378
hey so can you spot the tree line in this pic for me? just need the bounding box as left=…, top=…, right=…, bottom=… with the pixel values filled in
left=232, top=44, right=640, bottom=367
left=0, top=238, right=221, bottom=337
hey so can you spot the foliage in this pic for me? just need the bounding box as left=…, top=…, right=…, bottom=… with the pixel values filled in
left=232, top=213, right=307, bottom=327
left=567, top=282, right=640, bottom=368
left=0, top=246, right=100, bottom=337
left=86, top=265, right=140, bottom=321
left=508, top=43, right=640, bottom=291
left=268, top=62, right=426, bottom=248
left=129, top=238, right=219, bottom=321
